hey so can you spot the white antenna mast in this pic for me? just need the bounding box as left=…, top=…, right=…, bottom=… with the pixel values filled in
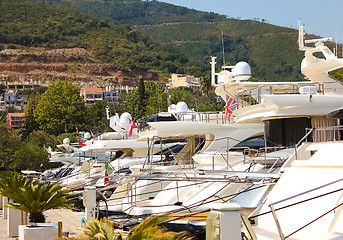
left=335, top=23, right=338, bottom=57
left=222, top=30, right=225, bottom=65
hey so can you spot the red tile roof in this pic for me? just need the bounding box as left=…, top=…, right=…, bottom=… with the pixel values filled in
left=82, top=88, right=103, bottom=93
left=8, top=113, right=25, bottom=117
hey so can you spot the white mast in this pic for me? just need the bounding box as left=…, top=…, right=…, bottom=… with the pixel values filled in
left=210, top=56, right=217, bottom=88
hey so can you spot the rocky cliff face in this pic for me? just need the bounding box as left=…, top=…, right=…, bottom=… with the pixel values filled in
left=0, top=47, right=157, bottom=88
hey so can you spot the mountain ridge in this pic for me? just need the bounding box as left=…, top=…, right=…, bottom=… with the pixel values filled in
left=44, top=0, right=307, bottom=81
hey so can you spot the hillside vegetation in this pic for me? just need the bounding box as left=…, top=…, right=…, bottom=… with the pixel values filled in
left=43, top=0, right=310, bottom=81
left=0, top=0, right=205, bottom=81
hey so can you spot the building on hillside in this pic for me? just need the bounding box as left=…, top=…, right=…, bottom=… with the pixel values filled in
left=80, top=88, right=104, bottom=104
left=0, top=89, right=28, bottom=111
left=0, top=75, right=42, bottom=89
left=103, top=86, right=119, bottom=104
left=169, top=74, right=201, bottom=90
left=7, top=112, right=25, bottom=129
left=80, top=87, right=119, bottom=104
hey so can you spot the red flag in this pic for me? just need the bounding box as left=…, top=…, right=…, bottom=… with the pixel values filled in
left=104, top=170, right=109, bottom=185
left=128, top=123, right=136, bottom=137
left=212, top=85, right=215, bottom=90
left=78, top=140, right=86, bottom=146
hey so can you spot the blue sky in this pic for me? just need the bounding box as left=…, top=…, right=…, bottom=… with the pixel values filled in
left=161, top=0, right=343, bottom=43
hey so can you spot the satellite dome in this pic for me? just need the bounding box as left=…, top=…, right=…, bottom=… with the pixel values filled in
left=218, top=70, right=231, bottom=84
left=168, top=104, right=177, bottom=113
left=84, top=132, right=91, bottom=140
left=232, top=62, right=251, bottom=81
left=120, top=112, right=132, bottom=126
left=176, top=102, right=188, bottom=112
left=63, top=138, right=70, bottom=144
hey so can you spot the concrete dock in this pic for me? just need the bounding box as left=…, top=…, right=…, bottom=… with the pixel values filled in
left=0, top=208, right=85, bottom=239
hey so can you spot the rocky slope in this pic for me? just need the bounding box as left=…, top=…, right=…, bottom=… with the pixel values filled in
left=0, top=47, right=157, bottom=88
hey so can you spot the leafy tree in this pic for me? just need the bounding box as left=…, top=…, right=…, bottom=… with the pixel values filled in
left=85, top=100, right=112, bottom=134
left=170, top=87, right=197, bottom=110
left=124, top=81, right=168, bottom=121
left=11, top=142, right=49, bottom=171
left=138, top=79, right=146, bottom=118
left=144, top=82, right=168, bottom=116
left=0, top=171, right=73, bottom=223
left=125, top=80, right=146, bottom=121
left=0, top=124, right=21, bottom=171
left=27, top=130, right=57, bottom=149
left=34, top=80, right=87, bottom=135
left=0, top=110, right=8, bottom=123
left=22, top=93, right=41, bottom=139
left=330, top=68, right=343, bottom=82
left=20, top=86, right=48, bottom=97
left=124, top=83, right=223, bottom=121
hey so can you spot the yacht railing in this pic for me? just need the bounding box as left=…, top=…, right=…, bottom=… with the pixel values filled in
left=200, top=136, right=290, bottom=171
left=173, top=111, right=227, bottom=124
left=236, top=81, right=341, bottom=108
left=137, top=111, right=228, bottom=133
left=142, top=136, right=201, bottom=170
left=294, top=126, right=343, bottom=159
left=263, top=177, right=343, bottom=239
left=307, top=125, right=342, bottom=143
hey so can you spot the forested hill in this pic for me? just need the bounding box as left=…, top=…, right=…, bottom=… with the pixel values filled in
left=41, top=0, right=311, bottom=81
left=0, top=0, right=207, bottom=84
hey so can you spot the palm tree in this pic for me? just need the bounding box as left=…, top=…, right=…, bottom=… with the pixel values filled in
left=73, top=214, right=195, bottom=240
left=0, top=171, right=73, bottom=223
left=80, top=218, right=123, bottom=240
left=126, top=214, right=194, bottom=240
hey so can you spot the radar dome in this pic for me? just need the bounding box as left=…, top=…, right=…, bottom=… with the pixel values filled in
left=63, top=138, right=70, bottom=144
left=120, top=112, right=132, bottom=126
left=218, top=70, right=231, bottom=84
left=84, top=132, right=91, bottom=140
left=232, top=62, right=251, bottom=81
left=176, top=102, right=188, bottom=112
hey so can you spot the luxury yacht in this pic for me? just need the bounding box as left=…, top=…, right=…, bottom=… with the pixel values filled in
left=104, top=24, right=343, bottom=237
left=244, top=25, right=343, bottom=240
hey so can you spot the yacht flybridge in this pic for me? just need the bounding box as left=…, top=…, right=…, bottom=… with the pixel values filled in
left=211, top=24, right=343, bottom=149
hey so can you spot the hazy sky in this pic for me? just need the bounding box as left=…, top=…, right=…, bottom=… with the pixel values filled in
left=161, top=0, right=343, bottom=43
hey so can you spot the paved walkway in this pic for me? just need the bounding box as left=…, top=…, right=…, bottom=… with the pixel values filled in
left=45, top=209, right=85, bottom=238
left=0, top=208, right=85, bottom=239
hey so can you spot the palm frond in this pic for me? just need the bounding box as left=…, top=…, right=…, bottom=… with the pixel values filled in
left=0, top=171, right=73, bottom=222
left=126, top=214, right=169, bottom=240
left=82, top=218, right=121, bottom=240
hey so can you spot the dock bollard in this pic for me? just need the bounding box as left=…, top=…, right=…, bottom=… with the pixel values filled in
left=206, top=203, right=241, bottom=240
left=83, top=186, right=96, bottom=222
